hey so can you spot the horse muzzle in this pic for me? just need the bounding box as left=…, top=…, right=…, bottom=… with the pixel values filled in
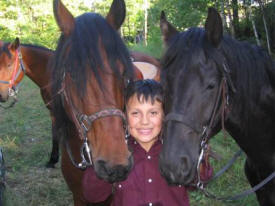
left=93, top=154, right=134, bottom=183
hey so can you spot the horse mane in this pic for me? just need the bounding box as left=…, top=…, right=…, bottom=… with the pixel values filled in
left=0, top=42, right=53, bottom=57
left=161, top=27, right=275, bottom=132
left=21, top=44, right=54, bottom=53
left=50, top=12, right=133, bottom=137
left=51, top=12, right=133, bottom=97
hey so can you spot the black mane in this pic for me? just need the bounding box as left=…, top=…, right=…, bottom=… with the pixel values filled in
left=51, top=12, right=133, bottom=97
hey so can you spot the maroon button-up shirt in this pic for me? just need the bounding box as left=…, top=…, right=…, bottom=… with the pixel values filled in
left=83, top=138, right=190, bottom=206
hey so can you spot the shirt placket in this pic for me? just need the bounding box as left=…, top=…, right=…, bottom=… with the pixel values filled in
left=144, top=152, right=157, bottom=206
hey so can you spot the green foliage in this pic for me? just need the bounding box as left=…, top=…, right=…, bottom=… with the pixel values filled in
left=0, top=0, right=216, bottom=49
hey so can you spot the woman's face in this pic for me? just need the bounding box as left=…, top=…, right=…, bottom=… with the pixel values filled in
left=126, top=94, right=163, bottom=151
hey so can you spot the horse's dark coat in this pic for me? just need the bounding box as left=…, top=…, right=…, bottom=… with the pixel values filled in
left=159, top=8, right=275, bottom=205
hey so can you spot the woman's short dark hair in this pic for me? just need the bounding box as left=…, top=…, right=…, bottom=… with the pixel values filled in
left=125, top=79, right=163, bottom=104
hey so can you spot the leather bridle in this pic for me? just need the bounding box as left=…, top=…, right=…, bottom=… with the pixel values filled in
left=61, top=74, right=128, bottom=170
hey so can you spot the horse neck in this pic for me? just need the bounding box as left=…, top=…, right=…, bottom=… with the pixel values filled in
left=225, top=93, right=275, bottom=165
left=21, top=45, right=53, bottom=89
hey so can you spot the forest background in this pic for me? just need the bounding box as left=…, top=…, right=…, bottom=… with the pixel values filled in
left=0, top=0, right=274, bottom=205
left=0, top=0, right=274, bottom=56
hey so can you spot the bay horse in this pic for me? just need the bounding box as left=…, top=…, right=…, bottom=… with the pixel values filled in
left=159, top=8, right=275, bottom=205
left=50, top=0, right=135, bottom=205
left=0, top=38, right=59, bottom=168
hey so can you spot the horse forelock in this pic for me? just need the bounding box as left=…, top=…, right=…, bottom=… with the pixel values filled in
left=51, top=12, right=133, bottom=98
left=161, top=28, right=206, bottom=87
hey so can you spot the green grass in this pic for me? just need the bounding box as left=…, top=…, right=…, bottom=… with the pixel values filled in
left=0, top=78, right=72, bottom=206
left=0, top=47, right=259, bottom=206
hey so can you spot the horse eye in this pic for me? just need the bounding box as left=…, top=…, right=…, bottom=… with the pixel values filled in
left=206, top=83, right=215, bottom=90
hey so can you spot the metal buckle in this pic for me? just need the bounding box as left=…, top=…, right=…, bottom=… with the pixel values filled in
left=8, top=88, right=17, bottom=97
left=79, top=115, right=91, bottom=132
left=78, top=139, right=93, bottom=169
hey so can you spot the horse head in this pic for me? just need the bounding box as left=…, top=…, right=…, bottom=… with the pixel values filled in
left=52, top=0, right=133, bottom=182
left=159, top=8, right=230, bottom=185
left=0, top=38, right=25, bottom=102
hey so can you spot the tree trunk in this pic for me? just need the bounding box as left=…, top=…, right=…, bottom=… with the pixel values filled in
left=257, top=0, right=271, bottom=55
left=232, top=0, right=240, bottom=37
left=220, top=0, right=228, bottom=33
left=248, top=2, right=261, bottom=46
left=144, top=0, right=148, bottom=46
left=225, top=0, right=235, bottom=37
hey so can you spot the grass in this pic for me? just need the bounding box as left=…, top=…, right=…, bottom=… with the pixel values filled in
left=0, top=78, right=72, bottom=206
left=0, top=50, right=259, bottom=206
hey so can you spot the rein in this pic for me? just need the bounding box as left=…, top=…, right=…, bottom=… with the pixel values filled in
left=0, top=47, right=26, bottom=108
left=61, top=83, right=127, bottom=170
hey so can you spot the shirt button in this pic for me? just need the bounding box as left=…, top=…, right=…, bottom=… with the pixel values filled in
left=118, top=184, right=122, bottom=188
left=149, top=203, right=153, bottom=206
left=148, top=178, right=152, bottom=183
left=147, top=155, right=151, bottom=159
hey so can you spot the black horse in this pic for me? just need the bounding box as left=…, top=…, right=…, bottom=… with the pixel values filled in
left=159, top=8, right=275, bottom=205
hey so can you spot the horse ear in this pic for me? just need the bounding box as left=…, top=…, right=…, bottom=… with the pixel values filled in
left=205, top=7, right=223, bottom=47
left=106, top=0, right=126, bottom=30
left=9, top=37, right=20, bottom=51
left=53, top=0, right=75, bottom=36
left=160, top=11, right=179, bottom=45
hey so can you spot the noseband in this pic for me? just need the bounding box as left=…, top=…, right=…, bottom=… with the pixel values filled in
left=165, top=62, right=235, bottom=189
left=61, top=78, right=127, bottom=170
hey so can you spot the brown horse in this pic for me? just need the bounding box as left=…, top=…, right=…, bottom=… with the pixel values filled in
left=50, top=0, right=138, bottom=205
left=0, top=38, right=60, bottom=168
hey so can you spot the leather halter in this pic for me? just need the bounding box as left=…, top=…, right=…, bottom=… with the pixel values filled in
left=0, top=47, right=26, bottom=108
left=0, top=48, right=26, bottom=96
left=61, top=75, right=127, bottom=170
